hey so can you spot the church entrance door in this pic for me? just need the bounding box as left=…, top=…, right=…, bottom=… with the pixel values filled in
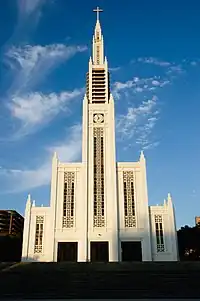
left=121, top=241, right=142, bottom=262
left=57, top=242, right=78, bottom=262
left=90, top=241, right=109, bottom=262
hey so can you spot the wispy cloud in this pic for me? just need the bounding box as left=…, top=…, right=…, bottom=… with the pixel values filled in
left=166, top=65, right=183, bottom=75
left=48, top=124, right=82, bottom=162
left=109, top=66, right=121, bottom=72
left=0, top=124, right=82, bottom=193
left=116, top=95, right=159, bottom=150
left=6, top=44, right=87, bottom=92
left=17, top=0, right=46, bottom=16
left=112, top=56, right=188, bottom=150
left=135, top=57, right=184, bottom=76
left=7, top=0, right=49, bottom=42
left=113, top=76, right=170, bottom=100
left=8, top=89, right=83, bottom=138
left=3, top=43, right=87, bottom=138
left=137, top=57, right=171, bottom=67
left=191, top=61, right=197, bottom=66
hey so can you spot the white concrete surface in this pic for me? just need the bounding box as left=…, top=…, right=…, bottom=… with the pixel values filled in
left=21, top=10, right=179, bottom=263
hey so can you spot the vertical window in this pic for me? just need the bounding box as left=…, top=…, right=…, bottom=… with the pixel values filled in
left=63, top=172, right=75, bottom=228
left=155, top=215, right=165, bottom=252
left=34, top=216, right=44, bottom=253
left=93, top=127, right=105, bottom=227
left=123, top=171, right=136, bottom=227
left=96, top=45, right=100, bottom=64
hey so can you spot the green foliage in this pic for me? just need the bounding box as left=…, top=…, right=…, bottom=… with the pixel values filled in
left=0, top=234, right=22, bottom=262
left=178, top=225, right=200, bottom=261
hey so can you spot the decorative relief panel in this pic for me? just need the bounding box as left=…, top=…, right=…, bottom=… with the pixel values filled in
left=123, top=171, right=136, bottom=228
left=93, top=113, right=104, bottom=124
left=155, top=215, right=165, bottom=252
left=63, top=172, right=75, bottom=228
left=34, top=216, right=44, bottom=253
left=93, top=127, right=105, bottom=227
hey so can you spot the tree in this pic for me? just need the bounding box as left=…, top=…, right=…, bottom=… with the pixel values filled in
left=177, top=224, right=200, bottom=261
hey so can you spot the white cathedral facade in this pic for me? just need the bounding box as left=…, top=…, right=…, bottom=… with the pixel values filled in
left=22, top=9, right=178, bottom=263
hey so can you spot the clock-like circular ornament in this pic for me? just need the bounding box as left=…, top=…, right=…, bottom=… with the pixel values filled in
left=93, top=113, right=104, bottom=123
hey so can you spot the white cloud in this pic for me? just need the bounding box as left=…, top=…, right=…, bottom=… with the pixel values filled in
left=116, top=96, right=159, bottom=149
left=6, top=44, right=87, bottom=91
left=4, top=43, right=87, bottom=138
left=17, top=0, right=47, bottom=18
left=152, top=79, right=170, bottom=87
left=9, top=89, right=82, bottom=125
left=113, top=76, right=170, bottom=100
left=48, top=124, right=82, bottom=162
left=109, top=66, right=121, bottom=72
left=166, top=65, right=183, bottom=75
left=138, top=57, right=171, bottom=67
left=0, top=124, right=82, bottom=193
left=7, top=88, right=83, bottom=138
left=142, top=141, right=160, bottom=150
left=16, top=0, right=47, bottom=28
left=137, top=57, right=185, bottom=76
left=152, top=80, right=160, bottom=86
left=113, top=77, right=143, bottom=99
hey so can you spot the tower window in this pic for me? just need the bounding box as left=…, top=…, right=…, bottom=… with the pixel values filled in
left=63, top=172, right=75, bottom=228
left=123, top=171, right=136, bottom=227
left=96, top=45, right=100, bottom=64
left=34, top=216, right=44, bottom=253
left=155, top=215, right=165, bottom=252
left=93, top=127, right=105, bottom=227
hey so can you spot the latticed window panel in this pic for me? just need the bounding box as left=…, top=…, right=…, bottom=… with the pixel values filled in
left=155, top=214, right=165, bottom=252
left=123, top=171, right=136, bottom=228
left=93, top=127, right=105, bottom=227
left=63, top=172, right=75, bottom=228
left=96, top=45, right=100, bottom=64
left=34, top=216, right=44, bottom=253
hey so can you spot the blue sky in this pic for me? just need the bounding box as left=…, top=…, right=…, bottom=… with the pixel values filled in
left=0, top=0, right=199, bottom=229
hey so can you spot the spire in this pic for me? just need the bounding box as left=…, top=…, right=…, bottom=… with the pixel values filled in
left=26, top=194, right=32, bottom=209
left=140, top=150, right=145, bottom=161
left=167, top=193, right=172, bottom=201
left=167, top=193, right=173, bottom=207
left=53, top=151, right=57, bottom=159
left=27, top=194, right=31, bottom=203
left=87, top=8, right=110, bottom=104
left=92, top=7, right=104, bottom=65
left=52, top=151, right=58, bottom=164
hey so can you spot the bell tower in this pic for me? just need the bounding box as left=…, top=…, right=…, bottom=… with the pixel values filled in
left=82, top=7, right=119, bottom=261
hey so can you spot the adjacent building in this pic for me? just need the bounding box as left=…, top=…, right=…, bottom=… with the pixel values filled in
left=22, top=8, right=179, bottom=263
left=0, top=210, right=24, bottom=236
left=195, top=216, right=200, bottom=226
left=0, top=210, right=24, bottom=261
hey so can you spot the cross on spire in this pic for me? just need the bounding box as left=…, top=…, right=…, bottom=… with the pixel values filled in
left=93, top=6, right=103, bottom=21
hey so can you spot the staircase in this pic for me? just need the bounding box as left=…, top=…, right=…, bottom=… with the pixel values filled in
left=0, top=262, right=200, bottom=298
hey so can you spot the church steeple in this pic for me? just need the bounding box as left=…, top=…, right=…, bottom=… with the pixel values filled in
left=92, top=7, right=104, bottom=65
left=86, top=7, right=110, bottom=104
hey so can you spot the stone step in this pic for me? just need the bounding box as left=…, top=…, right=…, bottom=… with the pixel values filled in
left=0, top=262, right=200, bottom=299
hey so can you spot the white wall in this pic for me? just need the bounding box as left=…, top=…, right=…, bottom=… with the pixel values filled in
left=53, top=162, right=87, bottom=262
left=86, top=99, right=119, bottom=262
left=149, top=203, right=179, bottom=261
left=117, top=160, right=152, bottom=261
left=22, top=206, right=51, bottom=262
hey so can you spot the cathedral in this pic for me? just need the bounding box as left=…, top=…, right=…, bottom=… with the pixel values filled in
left=22, top=8, right=178, bottom=262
